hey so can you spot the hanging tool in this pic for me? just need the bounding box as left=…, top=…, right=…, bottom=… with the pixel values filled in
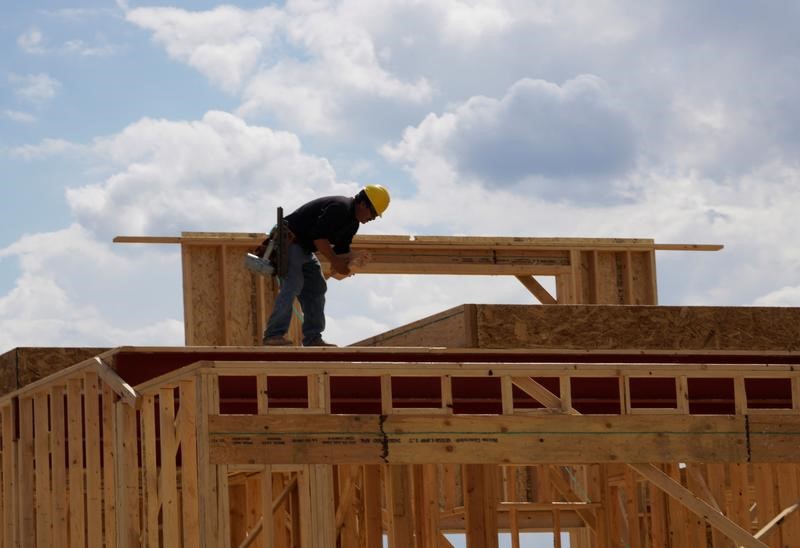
left=244, top=207, right=290, bottom=278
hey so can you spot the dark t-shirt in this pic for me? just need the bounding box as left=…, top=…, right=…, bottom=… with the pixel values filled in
left=285, top=196, right=359, bottom=254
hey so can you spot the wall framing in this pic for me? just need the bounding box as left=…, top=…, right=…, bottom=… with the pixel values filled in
left=2, top=232, right=799, bottom=547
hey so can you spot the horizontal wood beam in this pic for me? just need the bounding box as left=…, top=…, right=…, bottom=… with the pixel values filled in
left=206, top=414, right=800, bottom=465
left=114, top=233, right=722, bottom=253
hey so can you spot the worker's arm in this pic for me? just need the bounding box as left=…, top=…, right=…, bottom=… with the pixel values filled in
left=313, top=239, right=351, bottom=276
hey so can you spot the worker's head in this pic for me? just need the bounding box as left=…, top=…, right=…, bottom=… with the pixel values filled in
left=355, top=184, right=390, bottom=224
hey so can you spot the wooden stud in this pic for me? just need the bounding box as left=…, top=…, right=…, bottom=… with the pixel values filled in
left=463, top=464, right=499, bottom=548
left=363, top=465, right=383, bottom=548
left=34, top=392, right=52, bottom=548
left=386, top=465, right=414, bottom=548
left=140, top=395, right=159, bottom=548
left=101, top=384, right=118, bottom=548
left=83, top=372, right=103, bottom=548
left=159, top=388, right=181, bottom=546
left=220, top=244, right=230, bottom=346
left=182, top=243, right=196, bottom=345
left=180, top=379, right=203, bottom=548
left=775, top=464, right=800, bottom=547
left=624, top=468, right=641, bottom=548
left=2, top=404, right=17, bottom=548
left=49, top=387, right=68, bottom=548
left=67, top=380, right=86, bottom=548
left=114, top=399, right=140, bottom=548
left=198, top=374, right=220, bottom=548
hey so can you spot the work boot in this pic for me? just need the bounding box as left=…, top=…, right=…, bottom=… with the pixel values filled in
left=263, top=335, right=293, bottom=346
left=304, top=339, right=337, bottom=347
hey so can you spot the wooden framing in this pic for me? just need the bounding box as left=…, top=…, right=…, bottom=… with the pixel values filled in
left=7, top=231, right=800, bottom=547
left=114, top=233, right=723, bottom=345
left=1, top=348, right=799, bottom=547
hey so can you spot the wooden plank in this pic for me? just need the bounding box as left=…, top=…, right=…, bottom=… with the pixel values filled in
left=124, top=233, right=717, bottom=251
left=83, top=372, right=103, bottom=548
left=355, top=306, right=469, bottom=348
left=363, top=465, right=383, bottom=548
left=420, top=464, right=441, bottom=548
left=115, top=402, right=140, bottom=548
left=34, top=392, right=52, bottom=548
left=624, top=468, right=641, bottom=547
left=587, top=464, right=612, bottom=548
left=775, top=464, right=800, bottom=547
left=198, top=374, right=220, bottom=548
left=67, top=379, right=86, bottom=548
left=180, top=379, right=203, bottom=548
left=631, top=463, right=768, bottom=548
left=386, top=465, right=414, bottom=548
left=664, top=464, right=690, bottom=547
left=140, top=395, right=159, bottom=548
left=101, top=384, right=117, bottom=548
left=182, top=243, right=196, bottom=345
left=2, top=404, right=17, bottom=547
left=463, top=464, right=499, bottom=548
left=752, top=464, right=777, bottom=544
left=336, top=465, right=359, bottom=547
left=48, top=389, right=71, bottom=546
left=705, top=464, right=730, bottom=548
left=514, top=276, right=556, bottom=304
left=19, top=397, right=35, bottom=548
left=749, top=415, right=800, bottom=461
left=208, top=414, right=753, bottom=465
left=159, top=388, right=181, bottom=547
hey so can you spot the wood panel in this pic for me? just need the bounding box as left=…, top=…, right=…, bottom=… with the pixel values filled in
left=0, top=347, right=107, bottom=395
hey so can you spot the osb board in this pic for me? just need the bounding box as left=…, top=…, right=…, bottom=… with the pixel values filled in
left=477, top=305, right=800, bottom=351
left=630, top=251, right=656, bottom=305
left=223, top=245, right=258, bottom=346
left=182, top=240, right=307, bottom=346
left=595, top=252, right=621, bottom=304
left=0, top=347, right=108, bottom=395
left=185, top=245, right=224, bottom=345
left=353, top=305, right=472, bottom=347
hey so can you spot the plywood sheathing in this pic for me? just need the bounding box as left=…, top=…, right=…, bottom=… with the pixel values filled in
left=0, top=347, right=108, bottom=395
left=356, top=304, right=800, bottom=351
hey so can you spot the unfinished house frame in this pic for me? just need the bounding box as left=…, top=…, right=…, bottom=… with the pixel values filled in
left=0, top=232, right=798, bottom=548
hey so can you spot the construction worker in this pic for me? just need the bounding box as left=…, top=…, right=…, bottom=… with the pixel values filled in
left=263, top=185, right=390, bottom=347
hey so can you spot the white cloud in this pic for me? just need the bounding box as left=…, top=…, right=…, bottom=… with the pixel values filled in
left=0, top=225, right=184, bottom=352
left=63, top=39, right=116, bottom=57
left=754, top=286, right=800, bottom=307
left=65, top=110, right=355, bottom=238
left=9, top=73, right=62, bottom=105
left=126, top=5, right=283, bottom=93
left=384, top=76, right=636, bottom=202
left=3, top=110, right=36, bottom=124
left=8, top=138, right=87, bottom=160
left=126, top=3, right=432, bottom=133
left=17, top=28, right=47, bottom=54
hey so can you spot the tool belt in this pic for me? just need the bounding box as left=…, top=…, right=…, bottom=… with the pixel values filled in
left=253, top=221, right=295, bottom=260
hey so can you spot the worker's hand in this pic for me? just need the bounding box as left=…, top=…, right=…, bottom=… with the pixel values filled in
left=330, top=255, right=351, bottom=276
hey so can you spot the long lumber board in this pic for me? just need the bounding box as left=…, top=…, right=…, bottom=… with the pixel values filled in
left=207, top=414, right=800, bottom=465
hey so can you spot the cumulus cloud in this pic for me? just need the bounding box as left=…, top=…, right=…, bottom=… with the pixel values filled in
left=126, top=5, right=283, bottom=93
left=9, top=73, right=61, bottom=105
left=126, top=3, right=431, bottom=133
left=17, top=28, right=47, bottom=54
left=63, top=110, right=357, bottom=238
left=3, top=110, right=36, bottom=124
left=63, top=39, right=116, bottom=57
left=384, top=76, right=636, bottom=202
left=0, top=225, right=184, bottom=351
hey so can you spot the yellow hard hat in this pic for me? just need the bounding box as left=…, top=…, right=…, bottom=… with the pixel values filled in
left=363, top=184, right=390, bottom=216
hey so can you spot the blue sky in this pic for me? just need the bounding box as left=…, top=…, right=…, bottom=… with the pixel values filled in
left=2, top=0, right=800, bottom=359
